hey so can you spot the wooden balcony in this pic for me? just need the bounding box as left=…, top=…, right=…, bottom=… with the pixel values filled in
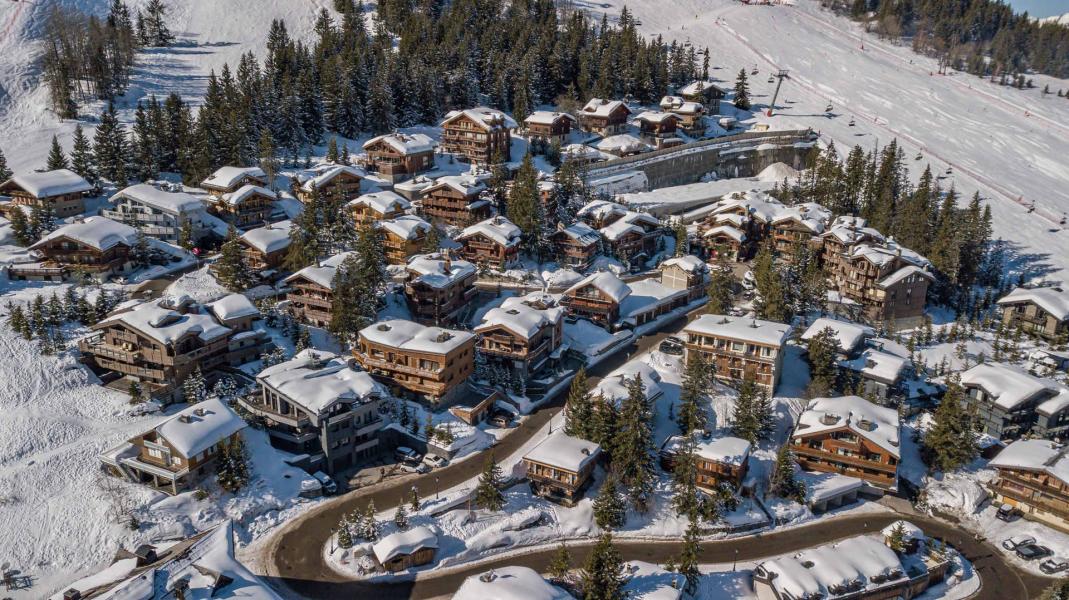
left=357, top=354, right=439, bottom=378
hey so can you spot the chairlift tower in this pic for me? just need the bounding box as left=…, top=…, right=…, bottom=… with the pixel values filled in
left=767, top=69, right=790, bottom=117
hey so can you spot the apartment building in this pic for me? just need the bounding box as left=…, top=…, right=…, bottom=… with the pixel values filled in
left=99, top=397, right=245, bottom=495
left=403, top=253, right=478, bottom=326
left=378, top=215, right=432, bottom=265
left=0, top=168, right=91, bottom=218
left=475, top=296, right=565, bottom=379
left=103, top=184, right=217, bottom=243
left=659, top=434, right=751, bottom=492
left=561, top=271, right=632, bottom=327
left=243, top=349, right=386, bottom=475
left=790, top=395, right=901, bottom=491
left=362, top=133, right=436, bottom=182
left=456, top=215, right=522, bottom=269
left=660, top=255, right=710, bottom=302
left=439, top=107, right=515, bottom=164
left=989, top=439, right=1069, bottom=532
left=683, top=314, right=791, bottom=393
left=354, top=319, right=476, bottom=406
left=960, top=362, right=1069, bottom=441
left=78, top=295, right=265, bottom=402
left=997, top=286, right=1069, bottom=341
left=825, top=240, right=934, bottom=327
left=420, top=173, right=491, bottom=227
left=523, top=432, right=600, bottom=506
left=8, top=216, right=137, bottom=282
left=284, top=252, right=352, bottom=327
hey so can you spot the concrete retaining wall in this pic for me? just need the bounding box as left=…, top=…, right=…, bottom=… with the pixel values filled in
left=586, top=129, right=818, bottom=190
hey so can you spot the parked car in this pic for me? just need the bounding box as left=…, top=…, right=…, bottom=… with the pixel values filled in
left=312, top=471, right=338, bottom=495
left=1002, top=535, right=1036, bottom=551
left=490, top=410, right=513, bottom=428
left=423, top=454, right=449, bottom=469
left=996, top=503, right=1019, bottom=521
left=741, top=270, right=756, bottom=290
left=401, top=461, right=431, bottom=474
left=1041, top=558, right=1069, bottom=574
left=659, top=336, right=684, bottom=355
left=394, top=446, right=419, bottom=464
left=1017, top=544, right=1053, bottom=561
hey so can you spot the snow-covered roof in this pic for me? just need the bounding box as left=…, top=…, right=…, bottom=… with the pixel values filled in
left=258, top=350, right=384, bottom=415
left=477, top=301, right=564, bottom=340
left=32, top=216, right=138, bottom=252
left=621, top=279, right=689, bottom=319
left=98, top=297, right=231, bottom=346
left=1038, top=387, right=1069, bottom=418
left=703, top=224, right=746, bottom=242
left=711, top=190, right=787, bottom=224
left=822, top=219, right=886, bottom=246
left=838, top=349, right=910, bottom=385
left=406, top=253, right=476, bottom=288
left=674, top=101, right=705, bottom=115
left=660, top=95, right=685, bottom=110
left=300, top=165, right=365, bottom=192
left=959, top=362, right=1059, bottom=410
left=220, top=184, right=275, bottom=206
left=679, top=80, right=725, bottom=96
left=770, top=202, right=832, bottom=234
left=561, top=144, right=613, bottom=162
left=457, top=216, right=522, bottom=247
left=877, top=265, right=935, bottom=289
left=441, top=106, right=518, bottom=130
left=850, top=241, right=930, bottom=270
left=155, top=397, right=246, bottom=458
left=363, top=132, right=436, bottom=155
left=685, top=314, right=791, bottom=347
left=998, top=286, right=1069, bottom=320
left=599, top=211, right=660, bottom=242
left=663, top=434, right=751, bottom=467
left=360, top=319, right=474, bottom=355
left=662, top=255, right=707, bottom=274
left=990, top=439, right=1069, bottom=486
left=556, top=222, right=601, bottom=245
left=524, top=431, right=600, bottom=472
left=426, top=173, right=488, bottom=196
left=801, top=318, right=874, bottom=354
left=378, top=215, right=431, bottom=240
left=593, top=134, right=651, bottom=155
left=284, top=252, right=353, bottom=289
left=206, top=293, right=260, bottom=322
left=714, top=212, right=748, bottom=228
left=757, top=535, right=905, bottom=600
left=1, top=168, right=91, bottom=198
left=241, top=220, right=293, bottom=254
left=113, top=184, right=205, bottom=214
left=372, top=526, right=438, bottom=565
left=454, top=567, right=570, bottom=600
left=577, top=199, right=628, bottom=222
left=564, top=271, right=632, bottom=303
left=592, top=360, right=663, bottom=406
left=634, top=110, right=679, bottom=125
left=880, top=520, right=925, bottom=542
left=201, top=166, right=266, bottom=190
left=524, top=111, right=577, bottom=126
left=581, top=98, right=631, bottom=117
left=348, top=190, right=411, bottom=215
left=795, top=396, right=900, bottom=458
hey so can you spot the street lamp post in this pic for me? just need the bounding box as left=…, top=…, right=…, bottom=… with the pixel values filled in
left=435, top=476, right=440, bottom=500
left=330, top=527, right=336, bottom=554
left=733, top=549, right=738, bottom=572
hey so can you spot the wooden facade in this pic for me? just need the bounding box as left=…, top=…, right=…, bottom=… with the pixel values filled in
left=10, top=222, right=134, bottom=282
left=296, top=167, right=363, bottom=204
left=825, top=244, right=933, bottom=326
left=523, top=435, right=600, bottom=506
left=552, top=224, right=601, bottom=270
left=791, top=425, right=899, bottom=490
left=997, top=288, right=1069, bottom=341
left=286, top=275, right=335, bottom=328
left=0, top=169, right=89, bottom=218
left=578, top=99, right=631, bottom=136
left=362, top=133, right=436, bottom=182
left=476, top=304, right=563, bottom=379
left=990, top=454, right=1069, bottom=532
left=354, top=322, right=476, bottom=406
left=561, top=279, right=625, bottom=326
left=420, top=179, right=490, bottom=227
left=403, top=256, right=478, bottom=326
left=659, top=436, right=750, bottom=492
left=208, top=186, right=274, bottom=228
left=457, top=231, right=517, bottom=269
left=523, top=111, right=576, bottom=145
left=439, top=108, right=513, bottom=164
left=682, top=316, right=789, bottom=393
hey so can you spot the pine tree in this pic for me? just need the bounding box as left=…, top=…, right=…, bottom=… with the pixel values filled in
left=579, top=534, right=627, bottom=600
left=326, top=136, right=339, bottom=163
left=752, top=242, right=790, bottom=322
left=592, top=472, right=626, bottom=530
left=143, top=0, right=173, bottom=46
left=705, top=265, right=735, bottom=314
left=673, top=220, right=688, bottom=256
left=214, top=226, right=252, bottom=291
left=93, top=102, right=130, bottom=186
left=676, top=513, right=702, bottom=596
left=732, top=376, right=761, bottom=443
left=258, top=129, right=278, bottom=191
left=670, top=434, right=702, bottom=518
left=677, top=352, right=709, bottom=434
left=922, top=374, right=978, bottom=472
left=1039, top=580, right=1069, bottom=600
left=591, top=393, right=619, bottom=457
left=806, top=326, right=838, bottom=397
left=9, top=208, right=33, bottom=247
left=507, top=153, right=546, bottom=259
left=393, top=502, right=409, bottom=530
left=360, top=500, right=381, bottom=541
left=46, top=136, right=69, bottom=171
left=475, top=453, right=505, bottom=511
left=887, top=521, right=907, bottom=553
left=564, top=367, right=594, bottom=439
left=70, top=125, right=97, bottom=185
left=0, top=146, right=11, bottom=181
left=770, top=444, right=805, bottom=503
left=182, top=365, right=207, bottom=403
left=733, top=68, right=751, bottom=111
left=613, top=374, right=656, bottom=512
left=409, top=486, right=420, bottom=512
left=177, top=219, right=194, bottom=251
left=217, top=436, right=250, bottom=492
left=337, top=519, right=354, bottom=549
left=548, top=543, right=573, bottom=583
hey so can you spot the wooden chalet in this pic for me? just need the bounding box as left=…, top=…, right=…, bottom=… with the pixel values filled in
left=8, top=216, right=137, bottom=282
left=523, top=111, right=577, bottom=145
left=296, top=165, right=364, bottom=204
left=989, top=439, right=1069, bottom=532
left=439, top=107, right=515, bottom=164
left=523, top=433, right=600, bottom=506
left=475, top=297, right=565, bottom=379
left=578, top=98, right=632, bottom=136
left=678, top=80, right=727, bottom=113
left=284, top=252, right=352, bottom=327
left=200, top=166, right=268, bottom=196
left=378, top=215, right=432, bottom=265
left=561, top=271, right=631, bottom=327
left=239, top=220, right=293, bottom=272
left=403, top=253, right=478, bottom=326
left=791, top=396, right=901, bottom=491
left=348, top=190, right=411, bottom=225
left=0, top=169, right=91, bottom=218
left=997, top=286, right=1069, bottom=341
left=420, top=174, right=491, bottom=227
left=362, top=133, right=436, bottom=182
left=553, top=222, right=601, bottom=270
left=455, top=215, right=521, bottom=270
left=660, top=434, right=751, bottom=492
left=208, top=184, right=275, bottom=228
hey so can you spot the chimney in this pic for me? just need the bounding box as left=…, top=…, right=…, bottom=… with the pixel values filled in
left=479, top=570, right=497, bottom=583
left=178, top=415, right=192, bottom=424
left=193, top=408, right=205, bottom=417
left=442, top=252, right=452, bottom=275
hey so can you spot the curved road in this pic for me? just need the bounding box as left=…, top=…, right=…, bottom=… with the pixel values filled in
left=261, top=305, right=1053, bottom=599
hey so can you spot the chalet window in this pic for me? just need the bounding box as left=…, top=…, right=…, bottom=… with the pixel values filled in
left=148, top=447, right=163, bottom=459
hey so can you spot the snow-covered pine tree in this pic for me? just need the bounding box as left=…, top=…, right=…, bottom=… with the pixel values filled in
left=93, top=102, right=130, bottom=186
left=0, top=146, right=11, bottom=181
left=475, top=453, right=505, bottom=511
left=579, top=534, right=627, bottom=600
left=676, top=513, right=702, bottom=596
left=215, top=226, right=252, bottom=291
left=677, top=352, right=709, bottom=435
left=182, top=365, right=207, bottom=403
left=805, top=327, right=838, bottom=398
left=70, top=125, right=97, bottom=186
left=613, top=374, right=656, bottom=512
left=592, top=471, right=626, bottom=530
left=393, top=502, right=409, bottom=530
left=922, top=374, right=978, bottom=472
left=46, top=135, right=69, bottom=171
left=548, top=543, right=572, bottom=583
left=733, top=68, right=750, bottom=111
left=770, top=443, right=805, bottom=503
left=732, top=376, right=760, bottom=443
left=564, top=367, right=594, bottom=439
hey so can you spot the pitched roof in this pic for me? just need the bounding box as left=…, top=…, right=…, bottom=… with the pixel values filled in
left=201, top=166, right=266, bottom=190
left=113, top=184, right=205, bottom=214
left=679, top=80, right=726, bottom=96
left=440, top=106, right=517, bottom=130
left=454, top=566, right=570, bottom=600
left=990, top=439, right=1069, bottom=485
left=372, top=526, right=438, bottom=565
left=592, top=360, right=663, bottom=406
left=406, top=253, right=477, bottom=288
left=838, top=349, right=910, bottom=385
left=378, top=215, right=431, bottom=241
left=580, top=98, right=631, bottom=117
left=795, top=396, right=901, bottom=458
left=240, top=220, right=293, bottom=254
left=476, top=301, right=564, bottom=340
left=524, top=432, right=600, bottom=472
left=220, top=184, right=276, bottom=206
left=555, top=222, right=601, bottom=245
left=348, top=190, right=411, bottom=214
left=31, top=216, right=137, bottom=252
left=801, top=318, right=874, bottom=354
left=663, top=434, right=751, bottom=467
left=425, top=173, right=488, bottom=196
left=363, top=132, right=436, bottom=155
left=564, top=271, right=631, bottom=303
left=98, top=297, right=231, bottom=346
left=634, top=110, right=680, bottom=124
left=998, top=286, right=1069, bottom=320
left=284, top=252, right=353, bottom=289
left=757, top=534, right=906, bottom=600
left=1, top=168, right=91, bottom=198
left=155, top=397, right=246, bottom=458
left=661, top=255, right=707, bottom=274
left=359, top=319, right=474, bottom=355
left=685, top=314, right=792, bottom=347
left=457, top=216, right=522, bottom=247
left=206, top=293, right=261, bottom=322
left=299, top=165, right=365, bottom=192
left=524, top=111, right=577, bottom=126
left=703, top=224, right=746, bottom=242
left=959, top=362, right=1059, bottom=410
left=257, top=350, right=384, bottom=415
left=600, top=211, right=660, bottom=241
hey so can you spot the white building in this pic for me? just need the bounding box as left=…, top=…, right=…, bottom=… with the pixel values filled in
left=104, top=184, right=219, bottom=243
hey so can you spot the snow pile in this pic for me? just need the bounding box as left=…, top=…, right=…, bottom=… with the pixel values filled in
left=453, top=566, right=571, bottom=600
left=755, top=162, right=800, bottom=182
left=164, top=265, right=230, bottom=303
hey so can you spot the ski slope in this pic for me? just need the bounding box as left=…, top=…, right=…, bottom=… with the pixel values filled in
left=597, top=0, right=1069, bottom=281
